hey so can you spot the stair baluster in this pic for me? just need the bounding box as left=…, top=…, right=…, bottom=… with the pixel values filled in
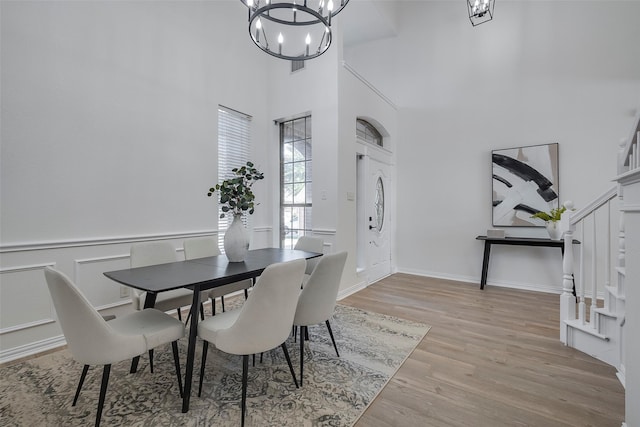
left=590, top=213, right=597, bottom=329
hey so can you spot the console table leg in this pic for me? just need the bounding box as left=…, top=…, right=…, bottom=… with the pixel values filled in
left=481, top=242, right=491, bottom=289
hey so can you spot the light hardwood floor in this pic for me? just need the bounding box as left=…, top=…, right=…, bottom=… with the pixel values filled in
left=341, top=274, right=625, bottom=427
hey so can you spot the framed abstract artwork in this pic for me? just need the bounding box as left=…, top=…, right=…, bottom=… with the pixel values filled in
left=492, top=143, right=559, bottom=227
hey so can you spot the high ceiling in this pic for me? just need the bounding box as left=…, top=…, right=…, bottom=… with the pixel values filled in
left=340, top=0, right=399, bottom=47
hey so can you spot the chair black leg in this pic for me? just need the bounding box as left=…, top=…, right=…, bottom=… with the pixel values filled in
left=211, top=297, right=216, bottom=316
left=148, top=349, right=154, bottom=373
left=185, top=306, right=192, bottom=325
left=221, top=295, right=226, bottom=312
left=200, top=303, right=205, bottom=320
left=198, top=341, right=209, bottom=397
left=73, top=365, right=90, bottom=406
left=299, top=326, right=305, bottom=386
left=241, top=354, right=249, bottom=427
left=281, top=342, right=299, bottom=388
left=130, top=356, right=140, bottom=373
left=177, top=308, right=182, bottom=321
left=293, top=325, right=297, bottom=342
left=171, top=341, right=183, bottom=398
left=325, top=320, right=340, bottom=357
left=95, top=364, right=111, bottom=427
left=244, top=289, right=249, bottom=299
left=305, top=327, right=309, bottom=341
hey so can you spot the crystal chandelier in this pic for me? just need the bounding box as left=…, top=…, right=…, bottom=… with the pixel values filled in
left=242, top=0, right=350, bottom=61
left=467, top=0, right=495, bottom=26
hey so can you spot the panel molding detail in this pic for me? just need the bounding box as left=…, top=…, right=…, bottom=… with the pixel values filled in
left=0, top=318, right=56, bottom=335
left=0, top=230, right=218, bottom=253
left=73, top=254, right=129, bottom=281
left=0, top=262, right=56, bottom=274
left=312, top=228, right=337, bottom=236
left=0, top=262, right=56, bottom=335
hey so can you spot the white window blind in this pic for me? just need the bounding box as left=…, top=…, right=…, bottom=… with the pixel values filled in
left=218, top=105, right=251, bottom=251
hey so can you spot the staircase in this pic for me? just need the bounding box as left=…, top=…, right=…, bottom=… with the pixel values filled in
left=560, top=112, right=640, bottom=401
left=559, top=186, right=623, bottom=370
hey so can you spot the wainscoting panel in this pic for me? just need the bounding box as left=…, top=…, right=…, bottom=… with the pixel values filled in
left=0, top=263, right=56, bottom=334
left=0, top=231, right=218, bottom=363
left=74, top=254, right=131, bottom=308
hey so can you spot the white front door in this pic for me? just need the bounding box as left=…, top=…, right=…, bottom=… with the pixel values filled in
left=357, top=153, right=391, bottom=284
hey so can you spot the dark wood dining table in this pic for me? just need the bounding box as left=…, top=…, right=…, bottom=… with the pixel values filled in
left=104, top=247, right=322, bottom=413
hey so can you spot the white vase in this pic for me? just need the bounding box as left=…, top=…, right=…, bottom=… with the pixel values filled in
left=224, top=214, right=249, bottom=262
left=545, top=221, right=563, bottom=240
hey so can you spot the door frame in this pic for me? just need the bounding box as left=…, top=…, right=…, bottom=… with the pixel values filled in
left=355, top=140, right=394, bottom=286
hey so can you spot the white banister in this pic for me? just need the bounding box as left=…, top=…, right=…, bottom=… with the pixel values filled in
left=590, top=214, right=597, bottom=328
left=570, top=186, right=617, bottom=224
left=560, top=204, right=576, bottom=344
left=619, top=205, right=625, bottom=269
left=604, top=199, right=612, bottom=310
left=579, top=224, right=586, bottom=325
left=619, top=110, right=640, bottom=174
left=560, top=188, right=618, bottom=342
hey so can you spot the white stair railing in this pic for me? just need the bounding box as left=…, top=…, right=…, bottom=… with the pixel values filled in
left=560, top=186, right=618, bottom=343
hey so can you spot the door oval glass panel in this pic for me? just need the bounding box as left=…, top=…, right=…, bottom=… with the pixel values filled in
left=375, top=176, right=384, bottom=232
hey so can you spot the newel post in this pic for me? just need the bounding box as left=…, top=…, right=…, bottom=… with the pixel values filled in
left=560, top=201, right=576, bottom=344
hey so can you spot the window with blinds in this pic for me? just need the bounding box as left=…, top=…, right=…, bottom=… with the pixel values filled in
left=280, top=115, right=312, bottom=249
left=218, top=105, right=251, bottom=251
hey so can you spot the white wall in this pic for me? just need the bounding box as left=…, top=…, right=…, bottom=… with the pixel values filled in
left=266, top=41, right=341, bottom=238
left=265, top=20, right=399, bottom=295
left=338, top=62, right=398, bottom=293
left=0, top=0, right=272, bottom=359
left=345, top=0, right=640, bottom=292
left=1, top=1, right=271, bottom=243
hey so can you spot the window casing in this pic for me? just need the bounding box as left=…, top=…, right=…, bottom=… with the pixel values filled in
left=280, top=116, right=312, bottom=249
left=218, top=105, right=251, bottom=251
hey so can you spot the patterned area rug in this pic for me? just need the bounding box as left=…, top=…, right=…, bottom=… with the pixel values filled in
left=0, top=304, right=429, bottom=426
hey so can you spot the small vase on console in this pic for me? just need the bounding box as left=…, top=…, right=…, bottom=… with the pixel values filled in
left=531, top=205, right=567, bottom=241
left=545, top=221, right=563, bottom=240
left=224, top=214, right=249, bottom=262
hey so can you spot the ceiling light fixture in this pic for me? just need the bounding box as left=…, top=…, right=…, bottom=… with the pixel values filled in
left=467, top=0, right=495, bottom=26
left=242, top=0, right=350, bottom=61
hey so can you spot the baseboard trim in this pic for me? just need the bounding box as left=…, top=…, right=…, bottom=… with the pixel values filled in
left=616, top=370, right=626, bottom=389
left=396, top=267, right=563, bottom=295
left=0, top=335, right=66, bottom=365
left=337, top=280, right=368, bottom=301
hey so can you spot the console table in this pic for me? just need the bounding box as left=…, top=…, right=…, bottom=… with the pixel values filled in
left=476, top=235, right=580, bottom=291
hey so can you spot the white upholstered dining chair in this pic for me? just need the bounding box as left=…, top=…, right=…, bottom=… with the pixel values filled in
left=293, top=251, right=347, bottom=385
left=293, top=235, right=324, bottom=278
left=129, top=241, right=206, bottom=370
left=183, top=236, right=252, bottom=314
left=197, top=258, right=306, bottom=427
left=129, top=241, right=197, bottom=319
left=44, top=267, right=185, bottom=427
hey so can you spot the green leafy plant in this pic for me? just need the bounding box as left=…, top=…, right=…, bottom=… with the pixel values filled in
left=531, top=205, right=566, bottom=222
left=207, top=162, right=264, bottom=218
